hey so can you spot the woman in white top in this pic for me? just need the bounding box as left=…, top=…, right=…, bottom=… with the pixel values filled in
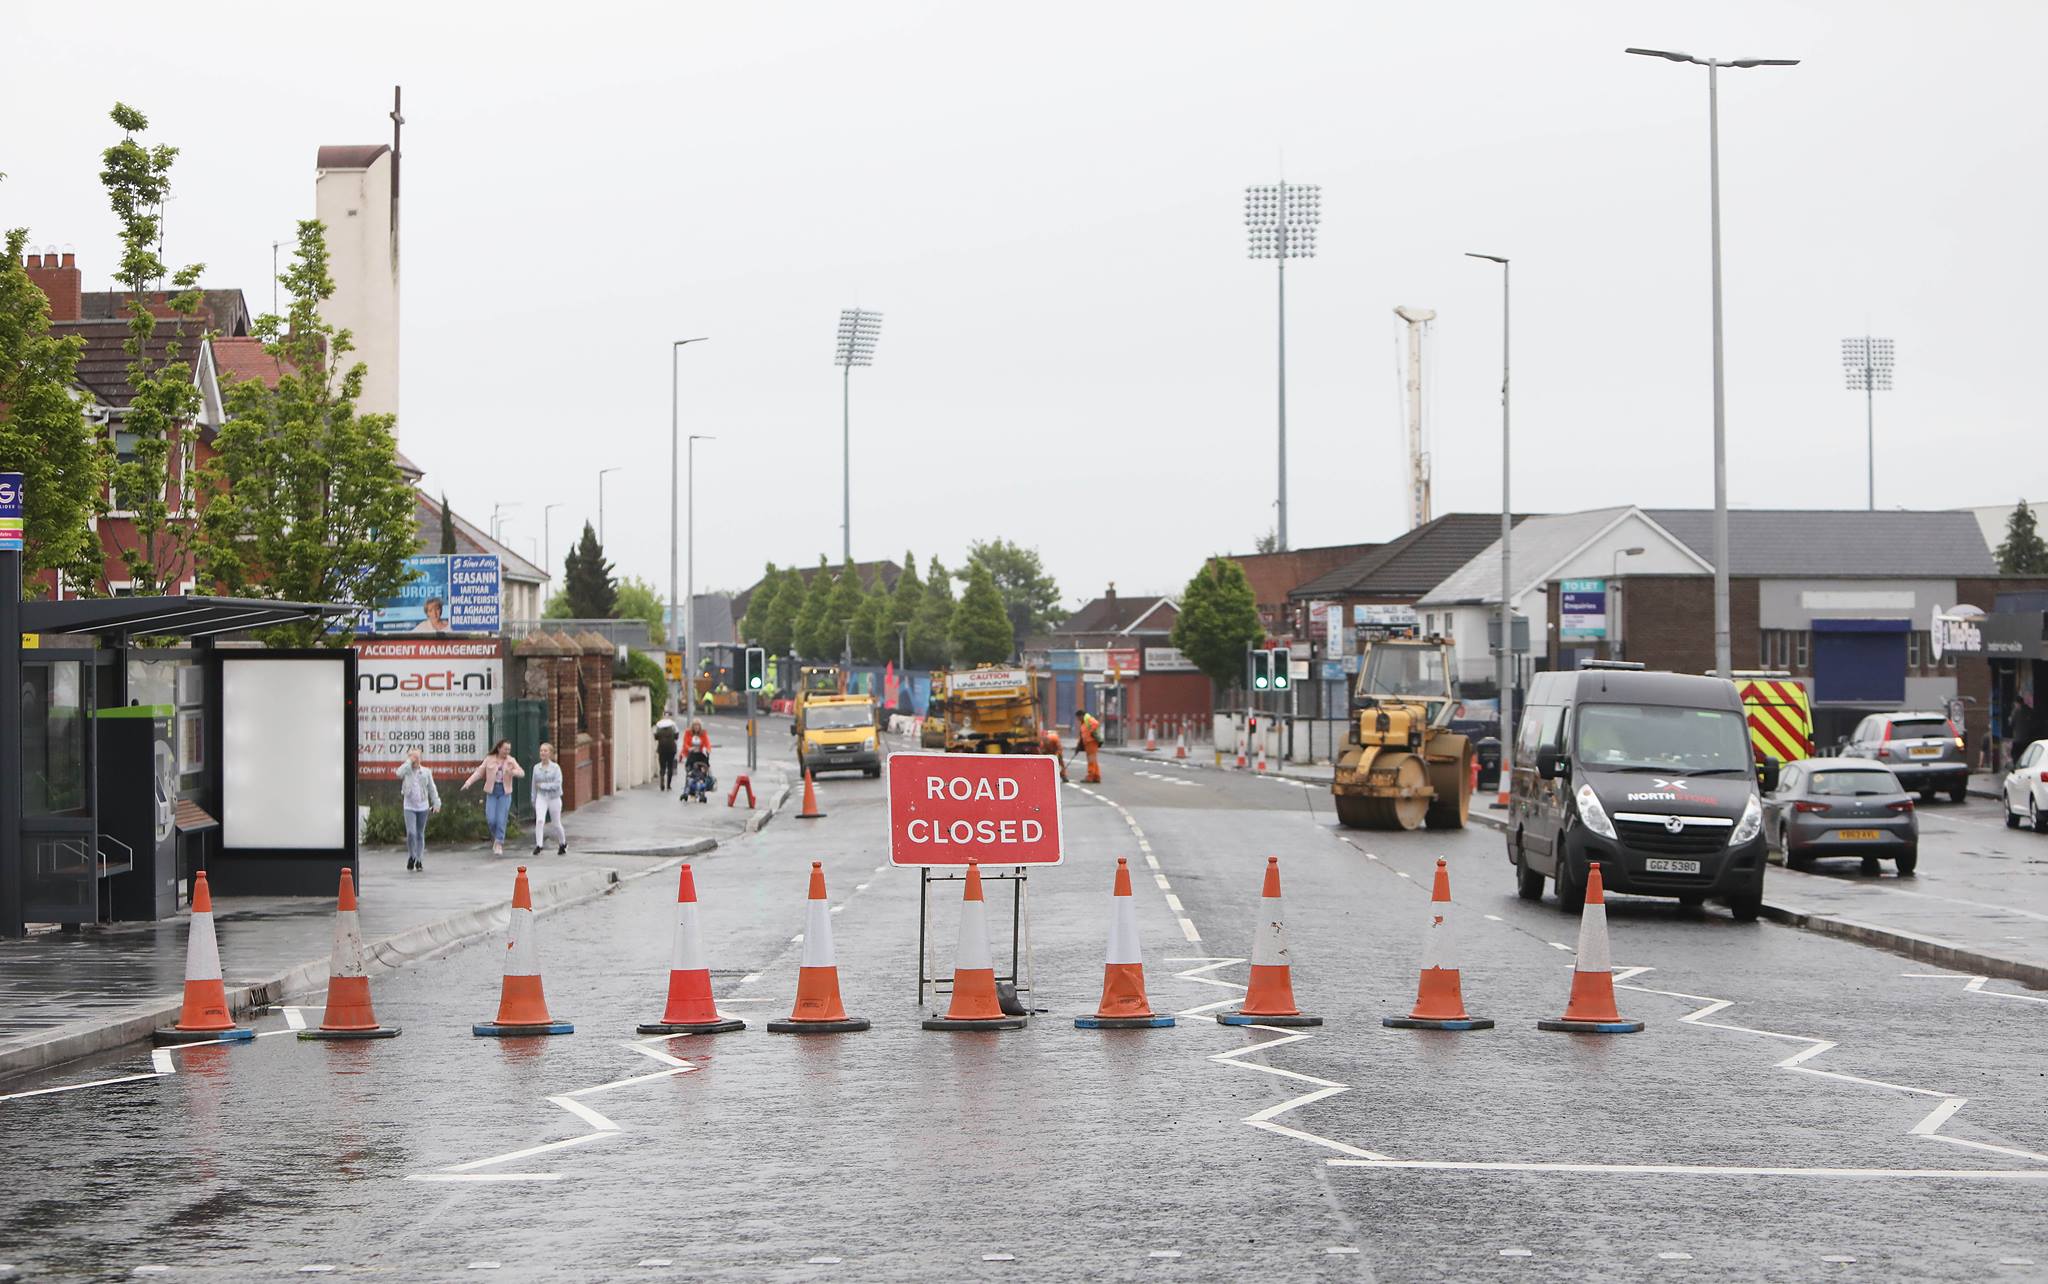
left=531, top=742, right=567, bottom=856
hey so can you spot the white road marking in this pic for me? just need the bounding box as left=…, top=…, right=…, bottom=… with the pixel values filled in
left=1325, top=1247, right=1360, bottom=1255
left=406, top=1172, right=560, bottom=1182
left=1499, top=1248, right=1535, bottom=1257
left=637, top=1259, right=673, bottom=1267
left=281, top=1007, right=308, bottom=1032
left=298, top=1268, right=335, bottom=1275
left=2000, top=1258, right=2037, bottom=1266
left=1548, top=941, right=1574, bottom=952
left=1819, top=1255, right=1856, bottom=1263
left=151, top=1049, right=173, bottom=1074
left=982, top=1253, right=1016, bottom=1262
left=1657, top=1251, right=1694, bottom=1260
left=1902, top=973, right=2048, bottom=1006
left=1148, top=1250, right=1183, bottom=1259
left=740, top=973, right=760, bottom=985
left=1179, top=918, right=1202, bottom=942
left=467, top=1262, right=503, bottom=1270
left=0, top=1071, right=163, bottom=1101
left=1153, top=874, right=1171, bottom=890
left=807, top=1257, right=843, bottom=1265
left=1165, top=893, right=1185, bottom=913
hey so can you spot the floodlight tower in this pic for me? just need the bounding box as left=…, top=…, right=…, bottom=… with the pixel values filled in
left=1245, top=180, right=1320, bottom=551
left=834, top=308, right=884, bottom=564
left=1842, top=336, right=1894, bottom=510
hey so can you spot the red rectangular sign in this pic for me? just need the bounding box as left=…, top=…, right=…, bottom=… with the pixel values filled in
left=887, top=751, right=1064, bottom=867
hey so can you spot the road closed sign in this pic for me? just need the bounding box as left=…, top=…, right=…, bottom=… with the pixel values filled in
left=887, top=751, right=1064, bottom=867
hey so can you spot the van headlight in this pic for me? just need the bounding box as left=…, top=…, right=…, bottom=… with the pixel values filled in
left=1731, top=793, right=1763, bottom=845
left=1574, top=783, right=1617, bottom=840
left=862, top=735, right=876, bottom=751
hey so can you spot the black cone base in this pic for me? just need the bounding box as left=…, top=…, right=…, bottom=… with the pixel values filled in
left=766, top=1016, right=870, bottom=1034
left=1220, top=1012, right=1324, bottom=1027
left=636, top=1018, right=746, bottom=1035
left=922, top=1015, right=1028, bottom=1031
left=299, top=1026, right=402, bottom=1040
left=1537, top=1017, right=1643, bottom=1034
left=153, top=1026, right=255, bottom=1045
left=1382, top=1016, right=1492, bottom=1031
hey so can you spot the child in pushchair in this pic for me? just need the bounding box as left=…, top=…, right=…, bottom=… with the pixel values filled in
left=682, top=749, right=714, bottom=803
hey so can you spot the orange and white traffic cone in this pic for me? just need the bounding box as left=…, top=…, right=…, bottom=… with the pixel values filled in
left=767, top=862, right=870, bottom=1034
left=1220, top=857, right=1321, bottom=1027
left=1174, top=720, right=1188, bottom=759
left=796, top=770, right=825, bottom=820
left=1144, top=719, right=1158, bottom=752
left=1256, top=741, right=1269, bottom=773
left=1076, top=858, right=1174, bottom=1029
left=638, top=864, right=745, bottom=1035
left=1538, top=862, right=1642, bottom=1034
left=1384, top=858, right=1493, bottom=1031
left=301, top=868, right=399, bottom=1040
left=923, top=860, right=1026, bottom=1032
left=154, top=869, right=254, bottom=1045
left=473, top=866, right=574, bottom=1037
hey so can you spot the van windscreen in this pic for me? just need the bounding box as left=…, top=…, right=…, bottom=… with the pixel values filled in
left=807, top=704, right=873, bottom=730
left=1574, top=704, right=1753, bottom=775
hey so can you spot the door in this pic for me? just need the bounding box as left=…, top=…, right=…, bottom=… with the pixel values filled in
left=20, top=654, right=98, bottom=925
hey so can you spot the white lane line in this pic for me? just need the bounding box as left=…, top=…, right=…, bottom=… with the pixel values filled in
left=1548, top=941, right=1574, bottom=952
left=1153, top=874, right=1171, bottom=890
left=151, top=1049, right=174, bottom=1074
left=740, top=973, right=761, bottom=985
left=1657, top=1251, right=1694, bottom=1260
left=638, top=1260, right=674, bottom=1268
left=407, top=1172, right=560, bottom=1183
left=1165, top=893, right=1186, bottom=913
left=0, top=1071, right=163, bottom=1101
left=1902, top=973, right=2048, bottom=1006
left=1143, top=853, right=1161, bottom=871
left=1335, top=1161, right=2048, bottom=1177
left=281, top=1007, right=308, bottom=1032
left=1178, top=918, right=1202, bottom=942
left=546, top=1096, right=623, bottom=1132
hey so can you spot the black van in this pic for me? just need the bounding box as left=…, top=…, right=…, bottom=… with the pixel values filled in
left=1507, top=663, right=1771, bottom=920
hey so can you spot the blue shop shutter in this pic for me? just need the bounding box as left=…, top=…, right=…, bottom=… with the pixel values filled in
left=1811, top=619, right=1908, bottom=704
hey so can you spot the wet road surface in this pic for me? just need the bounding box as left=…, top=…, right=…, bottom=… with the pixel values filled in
left=2, top=750, right=2044, bottom=1281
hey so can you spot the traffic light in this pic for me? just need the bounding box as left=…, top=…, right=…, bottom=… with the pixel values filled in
left=743, top=646, right=766, bottom=692
left=1271, top=646, right=1292, bottom=690
left=1249, top=648, right=1272, bottom=691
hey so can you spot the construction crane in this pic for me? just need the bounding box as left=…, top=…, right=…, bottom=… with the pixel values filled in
left=1394, top=306, right=1436, bottom=531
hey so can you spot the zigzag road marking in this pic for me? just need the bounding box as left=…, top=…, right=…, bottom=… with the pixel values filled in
left=1901, top=973, right=2048, bottom=1006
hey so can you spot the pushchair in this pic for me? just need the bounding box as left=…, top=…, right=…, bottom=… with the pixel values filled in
left=682, top=749, right=715, bottom=803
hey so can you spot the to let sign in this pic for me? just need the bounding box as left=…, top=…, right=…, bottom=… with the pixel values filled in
left=887, top=751, right=1064, bottom=867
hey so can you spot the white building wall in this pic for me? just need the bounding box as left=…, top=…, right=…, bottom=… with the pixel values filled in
left=315, top=151, right=400, bottom=429
left=613, top=686, right=656, bottom=789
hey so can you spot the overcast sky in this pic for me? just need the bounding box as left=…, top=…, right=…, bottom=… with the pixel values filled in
left=5, top=2, right=2043, bottom=609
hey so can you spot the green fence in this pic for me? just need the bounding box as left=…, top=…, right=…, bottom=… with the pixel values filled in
left=489, top=699, right=547, bottom=813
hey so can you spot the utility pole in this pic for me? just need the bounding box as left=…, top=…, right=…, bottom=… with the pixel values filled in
left=1842, top=336, right=1894, bottom=510
left=670, top=338, right=708, bottom=710
left=1394, top=306, right=1437, bottom=531
left=1467, top=254, right=1510, bottom=795
left=1244, top=180, right=1321, bottom=550
left=834, top=310, right=883, bottom=564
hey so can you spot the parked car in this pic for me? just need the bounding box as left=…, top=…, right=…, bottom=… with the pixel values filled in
left=1763, top=759, right=1918, bottom=874
left=1838, top=712, right=1969, bottom=803
left=1999, top=739, right=2048, bottom=829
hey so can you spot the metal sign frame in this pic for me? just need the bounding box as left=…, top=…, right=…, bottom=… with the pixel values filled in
left=917, top=865, right=1034, bottom=1010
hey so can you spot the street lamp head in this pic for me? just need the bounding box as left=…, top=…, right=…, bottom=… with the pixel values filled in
left=1842, top=336, right=1895, bottom=391
left=1245, top=181, right=1321, bottom=260
left=1625, top=46, right=1698, bottom=63
left=1465, top=252, right=1508, bottom=265
left=835, top=308, right=883, bottom=367
left=672, top=336, right=709, bottom=348
left=1728, top=58, right=1801, bottom=68
left=1620, top=546, right=1646, bottom=556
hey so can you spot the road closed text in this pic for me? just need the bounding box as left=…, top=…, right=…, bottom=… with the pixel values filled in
left=887, top=751, right=1064, bottom=866
left=904, top=815, right=1048, bottom=846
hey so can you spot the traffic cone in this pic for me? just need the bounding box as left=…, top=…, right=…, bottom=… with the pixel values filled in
left=1174, top=720, right=1188, bottom=759
left=1144, top=719, right=1158, bottom=752
left=767, top=862, right=870, bottom=1034
left=1221, top=857, right=1320, bottom=1027
left=473, top=866, right=574, bottom=1036
left=1538, top=862, right=1643, bottom=1034
left=1256, top=742, right=1269, bottom=773
left=796, top=770, right=825, bottom=820
left=301, top=869, right=399, bottom=1040
left=1076, top=858, right=1174, bottom=1029
left=638, top=864, right=744, bottom=1035
left=154, top=869, right=255, bottom=1045
left=1384, top=858, right=1493, bottom=1031
left=923, top=861, right=1026, bottom=1031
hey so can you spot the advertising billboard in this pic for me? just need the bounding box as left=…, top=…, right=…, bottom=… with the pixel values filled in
left=352, top=637, right=504, bottom=776
left=373, top=554, right=502, bottom=635
left=1560, top=579, right=1608, bottom=641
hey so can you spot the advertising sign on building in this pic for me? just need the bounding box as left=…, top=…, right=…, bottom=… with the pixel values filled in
left=887, top=752, right=1063, bottom=867
left=1354, top=603, right=1419, bottom=627
left=1106, top=647, right=1141, bottom=676
left=0, top=472, right=22, bottom=551
left=1560, top=579, right=1608, bottom=641
left=1930, top=604, right=1984, bottom=660
left=352, top=638, right=504, bottom=776
left=373, top=554, right=502, bottom=635
left=1142, top=646, right=1197, bottom=672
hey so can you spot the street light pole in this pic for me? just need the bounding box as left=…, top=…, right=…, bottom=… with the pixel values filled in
left=597, top=466, right=622, bottom=546
left=1627, top=46, right=1799, bottom=679
left=686, top=433, right=713, bottom=698
left=670, top=338, right=708, bottom=712
left=1245, top=180, right=1321, bottom=551
left=834, top=309, right=883, bottom=565
left=541, top=503, right=562, bottom=587
left=1610, top=546, right=1645, bottom=657
left=1467, top=253, right=1511, bottom=791
left=1842, top=336, right=1894, bottom=510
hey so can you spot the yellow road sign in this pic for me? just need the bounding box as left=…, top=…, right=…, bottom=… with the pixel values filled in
left=664, top=651, right=684, bottom=681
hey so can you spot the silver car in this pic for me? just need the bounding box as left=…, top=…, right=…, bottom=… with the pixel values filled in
left=1763, top=759, right=1919, bottom=874
left=1837, top=711, right=1969, bottom=803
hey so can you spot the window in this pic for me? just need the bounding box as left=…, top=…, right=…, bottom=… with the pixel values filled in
left=110, top=430, right=142, bottom=513
left=1906, top=631, right=1923, bottom=669
left=1793, top=630, right=1810, bottom=670
left=1809, top=768, right=1904, bottom=796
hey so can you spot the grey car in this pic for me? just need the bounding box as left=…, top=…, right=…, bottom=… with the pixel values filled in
left=1837, top=711, right=1969, bottom=803
left=1763, top=759, right=1918, bottom=874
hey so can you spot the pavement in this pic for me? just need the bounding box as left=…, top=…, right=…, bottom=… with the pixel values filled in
left=0, top=717, right=787, bottom=1083
left=1, top=743, right=2043, bottom=1281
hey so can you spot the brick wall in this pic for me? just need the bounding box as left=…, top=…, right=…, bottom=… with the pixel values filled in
left=24, top=251, right=81, bottom=322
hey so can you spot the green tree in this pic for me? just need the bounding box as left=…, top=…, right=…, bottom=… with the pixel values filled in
left=438, top=493, right=457, bottom=555
left=850, top=578, right=890, bottom=664
left=949, top=561, right=1015, bottom=664
left=617, top=648, right=669, bottom=723
left=961, top=537, right=1064, bottom=634
left=1171, top=556, right=1263, bottom=693
left=879, top=550, right=923, bottom=662
left=794, top=556, right=836, bottom=659
left=1997, top=501, right=2048, bottom=574
left=0, top=227, right=105, bottom=592
left=909, top=555, right=955, bottom=668
left=613, top=575, right=666, bottom=646
left=760, top=566, right=801, bottom=656
left=101, top=103, right=206, bottom=596
left=195, top=219, right=417, bottom=645
left=824, top=556, right=865, bottom=661
left=738, top=562, right=780, bottom=644
left=560, top=521, right=615, bottom=617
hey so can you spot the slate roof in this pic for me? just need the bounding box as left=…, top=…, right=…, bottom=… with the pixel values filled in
left=1227, top=542, right=1382, bottom=607
left=209, top=336, right=292, bottom=389
left=1644, top=509, right=1997, bottom=577
left=1061, top=592, right=1176, bottom=636
left=80, top=289, right=252, bottom=336
left=318, top=144, right=390, bottom=170
left=1290, top=513, right=1534, bottom=601
left=55, top=319, right=203, bottom=410
left=413, top=491, right=547, bottom=583
left=1420, top=507, right=1653, bottom=606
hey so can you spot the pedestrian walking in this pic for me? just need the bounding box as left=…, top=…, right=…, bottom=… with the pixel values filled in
left=461, top=739, right=525, bottom=856
left=654, top=710, right=680, bottom=790
left=396, top=748, right=441, bottom=871
left=531, top=742, right=568, bottom=856
left=679, top=718, right=712, bottom=802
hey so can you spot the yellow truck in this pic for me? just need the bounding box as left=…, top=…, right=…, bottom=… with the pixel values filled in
left=935, top=666, right=1045, bottom=754
left=793, top=691, right=882, bottom=778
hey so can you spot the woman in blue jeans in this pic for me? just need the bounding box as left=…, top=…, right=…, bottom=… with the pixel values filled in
left=461, top=739, right=526, bottom=856
left=396, top=748, right=441, bottom=871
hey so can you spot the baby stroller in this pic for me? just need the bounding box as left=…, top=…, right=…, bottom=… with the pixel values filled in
left=682, top=749, right=714, bottom=804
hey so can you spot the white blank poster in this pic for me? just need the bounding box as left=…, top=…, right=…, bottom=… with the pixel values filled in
left=221, top=659, right=347, bottom=849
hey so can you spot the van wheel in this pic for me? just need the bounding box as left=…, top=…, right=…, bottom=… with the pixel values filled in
left=1555, top=857, right=1585, bottom=913
left=1514, top=838, right=1543, bottom=901
left=1728, top=895, right=1762, bottom=922
left=1861, top=856, right=1882, bottom=876
left=2007, top=800, right=2022, bottom=829
left=1786, top=849, right=1814, bottom=872
left=1948, top=782, right=1969, bottom=804
left=1895, top=849, right=1918, bottom=876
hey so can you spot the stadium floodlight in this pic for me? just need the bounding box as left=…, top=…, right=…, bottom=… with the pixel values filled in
left=1244, top=180, right=1321, bottom=552
left=833, top=308, right=884, bottom=563
left=1842, top=336, right=1895, bottom=511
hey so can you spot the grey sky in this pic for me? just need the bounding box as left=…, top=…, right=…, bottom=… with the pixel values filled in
left=5, top=2, right=2042, bottom=611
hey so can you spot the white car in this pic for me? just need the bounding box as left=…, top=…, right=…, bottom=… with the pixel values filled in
left=2000, top=740, right=2048, bottom=829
